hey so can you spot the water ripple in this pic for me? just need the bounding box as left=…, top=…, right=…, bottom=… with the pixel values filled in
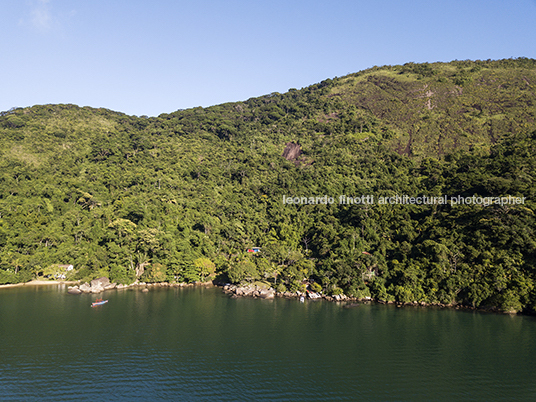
left=1, top=287, right=536, bottom=401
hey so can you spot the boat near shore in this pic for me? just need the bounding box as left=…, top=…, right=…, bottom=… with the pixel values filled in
left=91, top=298, right=108, bottom=307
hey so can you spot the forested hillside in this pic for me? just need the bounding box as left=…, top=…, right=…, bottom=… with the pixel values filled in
left=1, top=58, right=535, bottom=313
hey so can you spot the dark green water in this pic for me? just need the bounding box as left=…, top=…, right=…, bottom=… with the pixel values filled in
left=1, top=285, right=535, bottom=401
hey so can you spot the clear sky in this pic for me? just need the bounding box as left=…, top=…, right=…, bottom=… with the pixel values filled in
left=2, top=0, right=536, bottom=117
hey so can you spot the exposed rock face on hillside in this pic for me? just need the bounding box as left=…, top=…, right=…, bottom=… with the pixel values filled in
left=326, top=61, right=536, bottom=158
left=282, top=142, right=301, bottom=161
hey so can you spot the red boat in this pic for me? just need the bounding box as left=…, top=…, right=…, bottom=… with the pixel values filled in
left=91, top=298, right=108, bottom=307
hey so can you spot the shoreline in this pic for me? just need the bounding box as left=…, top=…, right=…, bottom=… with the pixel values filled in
left=220, top=283, right=523, bottom=315
left=0, top=279, right=523, bottom=315
left=0, top=280, right=79, bottom=289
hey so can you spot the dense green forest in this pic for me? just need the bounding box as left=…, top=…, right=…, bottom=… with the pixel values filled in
left=1, top=58, right=535, bottom=313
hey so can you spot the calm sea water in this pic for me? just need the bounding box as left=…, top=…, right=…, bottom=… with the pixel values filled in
left=1, top=285, right=535, bottom=401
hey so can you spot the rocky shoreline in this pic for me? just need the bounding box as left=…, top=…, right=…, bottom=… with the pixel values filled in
left=2, top=277, right=514, bottom=314
left=221, top=282, right=513, bottom=314
left=66, top=277, right=358, bottom=303
left=222, top=283, right=352, bottom=301
left=66, top=277, right=215, bottom=294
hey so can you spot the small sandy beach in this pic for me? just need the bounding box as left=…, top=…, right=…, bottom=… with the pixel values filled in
left=0, top=280, right=79, bottom=289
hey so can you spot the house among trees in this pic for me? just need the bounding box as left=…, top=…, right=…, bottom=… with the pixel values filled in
left=42, top=264, right=74, bottom=280
left=247, top=247, right=261, bottom=253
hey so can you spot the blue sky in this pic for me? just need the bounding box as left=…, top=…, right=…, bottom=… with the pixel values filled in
left=2, top=0, right=536, bottom=117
